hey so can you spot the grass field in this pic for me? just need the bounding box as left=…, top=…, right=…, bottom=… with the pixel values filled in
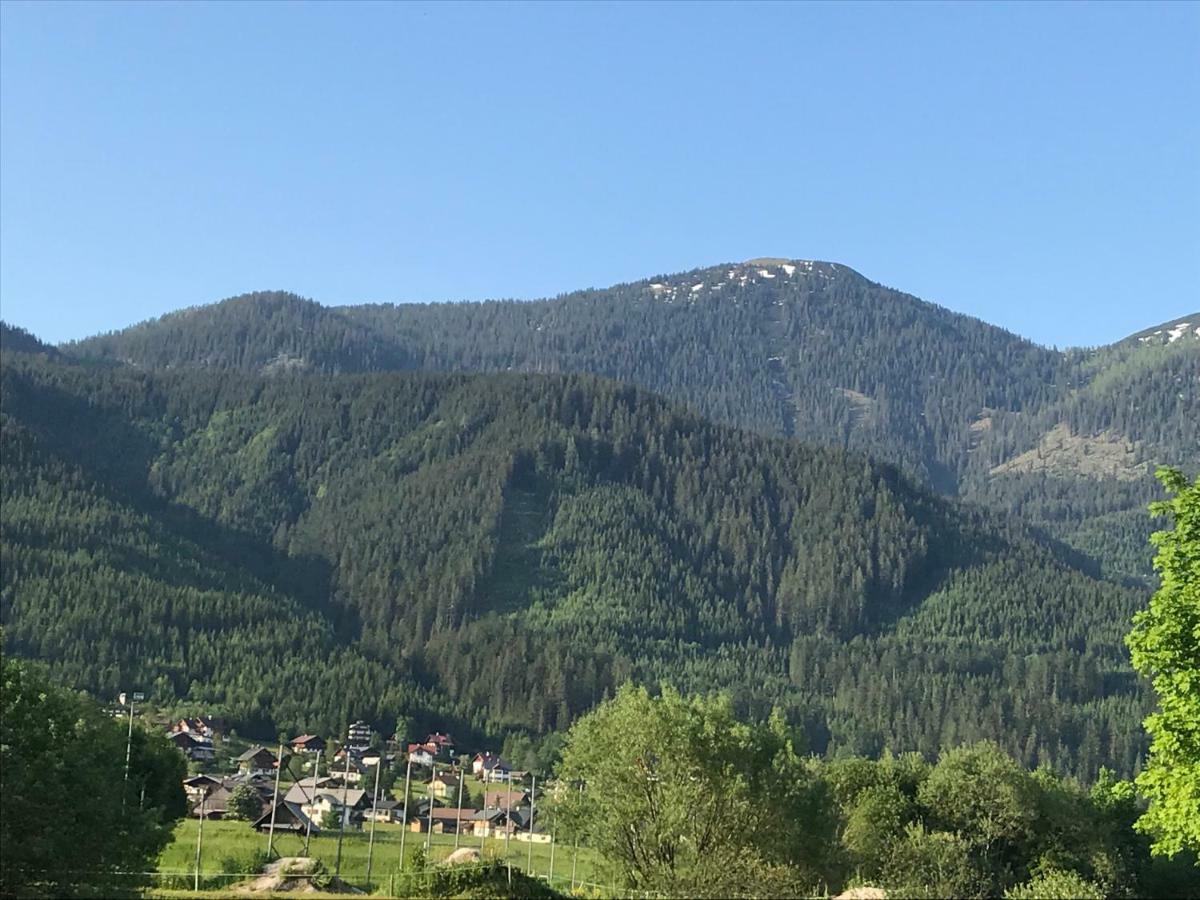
left=153, top=818, right=610, bottom=896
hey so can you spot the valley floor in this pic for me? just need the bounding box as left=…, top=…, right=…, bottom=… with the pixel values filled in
left=147, top=819, right=609, bottom=898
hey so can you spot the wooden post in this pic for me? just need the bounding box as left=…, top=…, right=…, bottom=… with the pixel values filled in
left=266, top=742, right=285, bottom=858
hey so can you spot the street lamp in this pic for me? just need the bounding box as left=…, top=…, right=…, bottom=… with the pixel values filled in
left=120, top=691, right=145, bottom=810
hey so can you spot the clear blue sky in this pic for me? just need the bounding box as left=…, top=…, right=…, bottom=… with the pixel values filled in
left=1, top=1, right=1196, bottom=347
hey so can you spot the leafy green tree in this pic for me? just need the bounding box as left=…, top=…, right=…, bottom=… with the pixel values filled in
left=918, top=742, right=1038, bottom=888
left=320, top=808, right=343, bottom=831
left=1126, top=467, right=1200, bottom=859
left=1004, top=868, right=1105, bottom=899
left=841, top=783, right=911, bottom=879
left=554, top=684, right=776, bottom=895
left=226, top=784, right=263, bottom=821
left=0, top=653, right=186, bottom=897
left=880, top=822, right=981, bottom=899
left=393, top=715, right=415, bottom=744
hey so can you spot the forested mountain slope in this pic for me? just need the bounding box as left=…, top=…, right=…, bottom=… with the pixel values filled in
left=1, top=349, right=1150, bottom=779
left=63, top=261, right=1199, bottom=578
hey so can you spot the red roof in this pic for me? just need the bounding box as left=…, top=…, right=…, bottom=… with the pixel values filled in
left=291, top=734, right=324, bottom=746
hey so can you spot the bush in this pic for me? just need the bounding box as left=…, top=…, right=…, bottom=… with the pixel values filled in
left=1005, top=868, right=1106, bottom=899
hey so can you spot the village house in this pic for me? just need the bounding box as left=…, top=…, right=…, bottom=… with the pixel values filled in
left=347, top=720, right=372, bottom=753
left=252, top=800, right=316, bottom=834
left=424, top=732, right=456, bottom=758
left=284, top=783, right=368, bottom=830
left=168, top=730, right=216, bottom=762
left=410, top=807, right=478, bottom=834
left=290, top=734, right=327, bottom=755
left=182, top=774, right=222, bottom=806
left=328, top=749, right=372, bottom=785
left=361, top=798, right=403, bottom=824
left=484, top=788, right=529, bottom=810
left=170, top=716, right=224, bottom=739
left=473, top=753, right=512, bottom=783
left=185, top=774, right=274, bottom=819
left=469, top=806, right=529, bottom=838
left=427, top=773, right=461, bottom=800
left=236, top=745, right=278, bottom=776
left=407, top=742, right=437, bottom=768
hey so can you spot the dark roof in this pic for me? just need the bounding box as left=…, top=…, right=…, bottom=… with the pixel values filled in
left=236, top=745, right=274, bottom=762
left=426, top=807, right=478, bottom=821
left=252, top=800, right=316, bottom=833
left=183, top=774, right=222, bottom=787
left=484, top=789, right=528, bottom=808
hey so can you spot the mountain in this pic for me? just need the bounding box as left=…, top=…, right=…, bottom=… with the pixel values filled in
left=1, top=346, right=1149, bottom=779
left=63, top=261, right=1199, bottom=579
left=1, top=321, right=59, bottom=358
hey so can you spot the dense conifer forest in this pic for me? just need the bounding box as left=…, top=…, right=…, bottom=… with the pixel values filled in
left=0, top=342, right=1161, bottom=781
left=60, top=261, right=1199, bottom=581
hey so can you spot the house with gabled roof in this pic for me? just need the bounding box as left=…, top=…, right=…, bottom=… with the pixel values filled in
left=168, top=730, right=216, bottom=762
left=290, top=734, right=327, bottom=754
left=424, top=732, right=456, bottom=757
left=428, top=773, right=461, bottom=800
left=473, top=753, right=512, bottom=783
left=484, top=788, right=529, bottom=810
left=236, top=745, right=279, bottom=775
left=283, top=783, right=368, bottom=829
left=252, top=800, right=317, bottom=834
left=407, top=742, right=437, bottom=768
left=410, top=807, right=478, bottom=834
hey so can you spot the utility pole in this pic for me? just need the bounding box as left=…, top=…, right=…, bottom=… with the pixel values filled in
left=398, top=757, right=413, bottom=870
left=266, top=742, right=285, bottom=858
left=334, top=740, right=352, bottom=878
left=454, top=766, right=465, bottom=850
left=570, top=781, right=582, bottom=890
left=303, top=745, right=321, bottom=857
left=548, top=820, right=556, bottom=883
left=505, top=771, right=513, bottom=882
left=194, top=785, right=208, bottom=891
left=504, top=771, right=513, bottom=859
left=425, top=770, right=434, bottom=853
left=479, top=782, right=488, bottom=855
left=365, top=754, right=383, bottom=890
left=526, top=773, right=536, bottom=873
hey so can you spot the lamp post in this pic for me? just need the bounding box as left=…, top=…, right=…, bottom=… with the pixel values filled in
left=120, top=691, right=144, bottom=811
